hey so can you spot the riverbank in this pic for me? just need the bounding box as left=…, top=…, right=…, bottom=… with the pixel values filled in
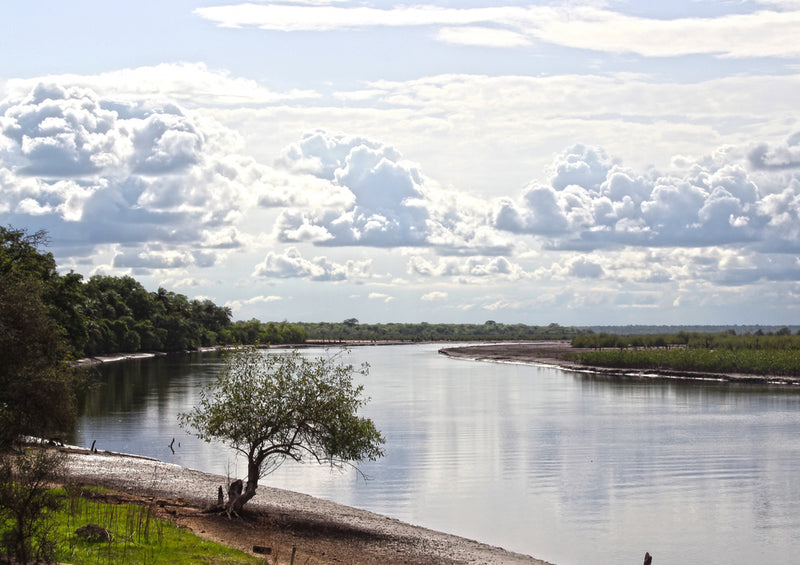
left=73, top=341, right=423, bottom=367
left=439, top=341, right=800, bottom=385
left=61, top=448, right=551, bottom=565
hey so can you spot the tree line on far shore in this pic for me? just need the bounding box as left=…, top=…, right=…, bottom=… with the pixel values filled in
left=297, top=319, right=584, bottom=343
left=2, top=225, right=590, bottom=362
left=571, top=328, right=800, bottom=350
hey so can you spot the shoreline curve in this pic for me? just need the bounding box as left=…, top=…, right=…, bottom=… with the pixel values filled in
left=62, top=447, right=553, bottom=565
left=438, top=341, right=800, bottom=385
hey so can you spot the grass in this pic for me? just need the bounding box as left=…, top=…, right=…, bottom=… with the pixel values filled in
left=51, top=485, right=262, bottom=565
left=567, top=348, right=800, bottom=376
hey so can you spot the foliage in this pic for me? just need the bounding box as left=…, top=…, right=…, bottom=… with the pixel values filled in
left=0, top=227, right=77, bottom=448
left=1, top=224, right=309, bottom=360
left=570, top=348, right=800, bottom=376
left=54, top=487, right=259, bottom=565
left=81, top=277, right=236, bottom=355
left=0, top=225, right=90, bottom=359
left=227, top=319, right=308, bottom=346
left=179, top=347, right=385, bottom=512
left=297, top=320, right=585, bottom=342
left=0, top=448, right=65, bottom=564
left=572, top=330, right=800, bottom=351
left=0, top=226, right=57, bottom=283
left=569, top=330, right=800, bottom=376
left=587, top=324, right=800, bottom=336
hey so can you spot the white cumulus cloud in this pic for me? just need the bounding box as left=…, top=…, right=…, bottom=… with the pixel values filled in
left=408, top=254, right=526, bottom=282
left=253, top=247, right=370, bottom=282
left=421, top=291, right=448, bottom=301
left=490, top=141, right=800, bottom=252
left=274, top=130, right=511, bottom=254
left=0, top=80, right=302, bottom=262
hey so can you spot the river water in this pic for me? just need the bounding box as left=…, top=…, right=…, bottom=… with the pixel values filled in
left=72, top=343, right=800, bottom=564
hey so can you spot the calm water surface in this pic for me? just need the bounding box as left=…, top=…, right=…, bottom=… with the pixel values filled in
left=73, top=344, right=800, bottom=564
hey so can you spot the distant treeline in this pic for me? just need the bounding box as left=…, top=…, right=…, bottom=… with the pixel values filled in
left=572, top=329, right=800, bottom=350
left=3, top=226, right=589, bottom=361
left=569, top=330, right=800, bottom=376
left=587, top=325, right=800, bottom=335
left=297, top=320, right=584, bottom=342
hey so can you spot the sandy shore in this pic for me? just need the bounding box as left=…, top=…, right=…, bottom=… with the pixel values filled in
left=62, top=449, right=552, bottom=565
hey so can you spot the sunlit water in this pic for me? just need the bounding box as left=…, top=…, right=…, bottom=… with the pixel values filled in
left=72, top=344, right=800, bottom=564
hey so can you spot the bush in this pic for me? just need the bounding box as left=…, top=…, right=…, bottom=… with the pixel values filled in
left=0, top=448, right=65, bottom=564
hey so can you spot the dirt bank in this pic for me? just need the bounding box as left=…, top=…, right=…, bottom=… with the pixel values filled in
left=62, top=449, right=552, bottom=565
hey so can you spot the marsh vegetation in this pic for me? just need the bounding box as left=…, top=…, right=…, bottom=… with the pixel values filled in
left=570, top=330, right=800, bottom=376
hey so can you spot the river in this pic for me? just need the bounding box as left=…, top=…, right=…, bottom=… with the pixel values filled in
left=72, top=343, right=800, bottom=564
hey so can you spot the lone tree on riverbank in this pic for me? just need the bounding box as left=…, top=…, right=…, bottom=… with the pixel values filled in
left=179, top=347, right=385, bottom=514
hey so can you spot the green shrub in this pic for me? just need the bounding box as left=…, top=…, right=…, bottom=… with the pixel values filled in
left=0, top=448, right=65, bottom=564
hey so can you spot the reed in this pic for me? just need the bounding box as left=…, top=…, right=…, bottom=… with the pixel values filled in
left=568, top=348, right=800, bottom=376
left=53, top=485, right=260, bottom=565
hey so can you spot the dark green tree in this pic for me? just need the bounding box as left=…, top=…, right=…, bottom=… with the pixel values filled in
left=0, top=227, right=56, bottom=282
left=0, top=227, right=77, bottom=449
left=46, top=271, right=89, bottom=357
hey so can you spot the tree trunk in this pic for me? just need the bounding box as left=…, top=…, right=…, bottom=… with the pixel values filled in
left=226, top=460, right=259, bottom=514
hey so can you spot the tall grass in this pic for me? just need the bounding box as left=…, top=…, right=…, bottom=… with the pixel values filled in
left=53, top=485, right=260, bottom=565
left=568, top=348, right=800, bottom=376
left=569, top=330, right=800, bottom=376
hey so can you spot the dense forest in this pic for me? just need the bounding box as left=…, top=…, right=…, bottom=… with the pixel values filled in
left=298, top=320, right=584, bottom=342
left=0, top=226, right=310, bottom=360
left=1, top=227, right=79, bottom=446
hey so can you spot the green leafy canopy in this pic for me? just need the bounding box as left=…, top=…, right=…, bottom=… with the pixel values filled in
left=179, top=347, right=385, bottom=479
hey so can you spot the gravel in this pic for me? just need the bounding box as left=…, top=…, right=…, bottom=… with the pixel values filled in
left=63, top=449, right=552, bottom=565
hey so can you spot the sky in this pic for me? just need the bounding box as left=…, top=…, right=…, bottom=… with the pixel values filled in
left=2, top=1, right=800, bottom=326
